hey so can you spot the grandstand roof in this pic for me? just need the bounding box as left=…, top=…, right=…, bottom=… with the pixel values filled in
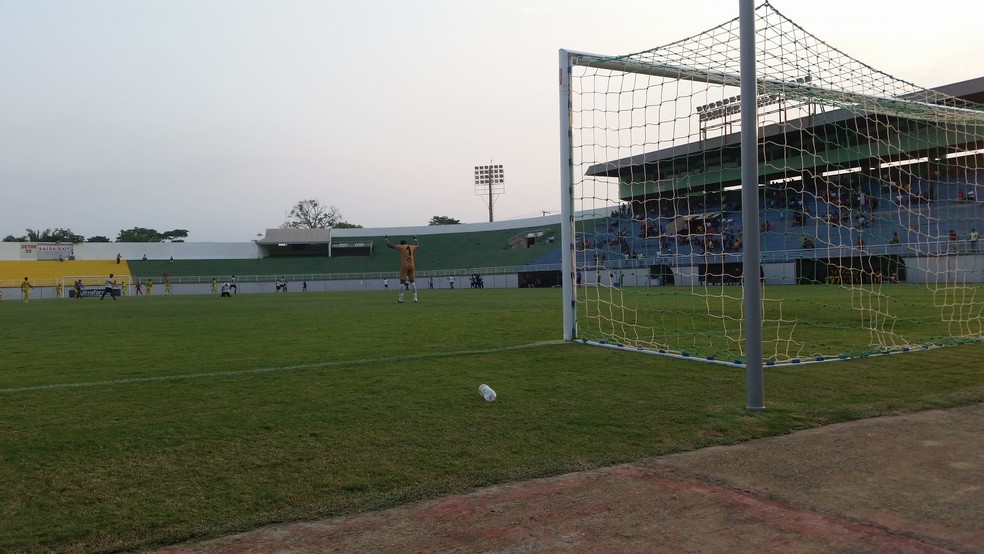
left=586, top=76, right=984, bottom=195
left=257, top=228, right=332, bottom=245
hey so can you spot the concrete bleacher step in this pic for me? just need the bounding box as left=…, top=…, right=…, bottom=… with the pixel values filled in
left=0, top=260, right=131, bottom=287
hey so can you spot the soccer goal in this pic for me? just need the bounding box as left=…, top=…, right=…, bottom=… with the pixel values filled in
left=559, top=1, right=984, bottom=370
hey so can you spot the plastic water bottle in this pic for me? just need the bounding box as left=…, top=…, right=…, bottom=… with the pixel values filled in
left=479, top=384, right=496, bottom=402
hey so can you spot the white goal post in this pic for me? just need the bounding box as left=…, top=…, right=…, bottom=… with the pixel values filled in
left=558, top=0, right=984, bottom=403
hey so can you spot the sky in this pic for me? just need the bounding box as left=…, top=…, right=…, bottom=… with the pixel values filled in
left=1, top=1, right=981, bottom=242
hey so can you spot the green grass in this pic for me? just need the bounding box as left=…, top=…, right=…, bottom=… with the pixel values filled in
left=579, top=283, right=984, bottom=362
left=1, top=288, right=983, bottom=552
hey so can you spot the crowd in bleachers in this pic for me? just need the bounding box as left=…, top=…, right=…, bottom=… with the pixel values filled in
left=568, top=160, right=983, bottom=267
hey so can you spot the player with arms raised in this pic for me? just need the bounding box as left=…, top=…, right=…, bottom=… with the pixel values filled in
left=384, top=235, right=420, bottom=303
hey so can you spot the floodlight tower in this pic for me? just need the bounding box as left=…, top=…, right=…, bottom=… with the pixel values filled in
left=474, top=163, right=505, bottom=222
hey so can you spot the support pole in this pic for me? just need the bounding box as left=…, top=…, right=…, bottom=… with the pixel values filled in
left=559, top=49, right=576, bottom=341
left=739, top=0, right=765, bottom=411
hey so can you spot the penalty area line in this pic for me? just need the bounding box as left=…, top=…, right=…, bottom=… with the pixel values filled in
left=0, top=340, right=566, bottom=394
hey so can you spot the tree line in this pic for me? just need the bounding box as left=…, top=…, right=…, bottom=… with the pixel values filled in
left=2, top=227, right=189, bottom=243
left=2, top=200, right=461, bottom=243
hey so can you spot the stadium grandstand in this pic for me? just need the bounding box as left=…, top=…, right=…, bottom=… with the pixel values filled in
left=0, top=217, right=564, bottom=298
left=2, top=75, right=982, bottom=300
left=579, top=76, right=984, bottom=285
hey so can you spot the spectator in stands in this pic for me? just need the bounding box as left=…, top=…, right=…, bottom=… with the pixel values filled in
left=21, top=277, right=35, bottom=303
left=970, top=228, right=979, bottom=252
left=116, top=253, right=121, bottom=264
left=890, top=232, right=901, bottom=244
left=384, top=235, right=420, bottom=303
left=949, top=229, right=958, bottom=241
left=968, top=188, right=977, bottom=202
left=957, top=189, right=965, bottom=202
left=856, top=237, right=864, bottom=250
left=801, top=237, right=815, bottom=250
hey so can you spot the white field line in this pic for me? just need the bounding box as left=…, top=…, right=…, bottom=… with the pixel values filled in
left=0, top=340, right=565, bottom=394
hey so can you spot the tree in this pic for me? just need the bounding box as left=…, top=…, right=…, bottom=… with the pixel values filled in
left=87, top=236, right=112, bottom=243
left=160, top=229, right=189, bottom=242
left=116, top=227, right=189, bottom=242
left=117, top=227, right=161, bottom=242
left=428, top=216, right=461, bottom=226
left=333, top=221, right=363, bottom=229
left=3, top=228, right=84, bottom=242
left=282, top=199, right=343, bottom=229
left=40, top=228, right=85, bottom=243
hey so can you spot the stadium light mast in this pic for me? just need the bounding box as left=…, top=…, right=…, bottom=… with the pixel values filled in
left=474, top=163, right=505, bottom=222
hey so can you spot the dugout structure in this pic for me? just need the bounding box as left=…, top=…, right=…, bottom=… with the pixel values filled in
left=559, top=0, right=984, bottom=387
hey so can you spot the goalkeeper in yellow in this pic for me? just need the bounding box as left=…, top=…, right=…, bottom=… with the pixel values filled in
left=384, top=235, right=420, bottom=303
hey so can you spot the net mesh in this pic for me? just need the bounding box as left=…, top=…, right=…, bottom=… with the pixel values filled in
left=566, top=1, right=984, bottom=364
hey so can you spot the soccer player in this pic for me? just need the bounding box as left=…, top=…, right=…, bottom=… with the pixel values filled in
left=211, top=278, right=217, bottom=294
left=164, top=280, right=172, bottom=296
left=384, top=235, right=420, bottom=303
left=146, top=278, right=153, bottom=297
left=21, top=277, right=34, bottom=303
left=101, top=274, right=117, bottom=300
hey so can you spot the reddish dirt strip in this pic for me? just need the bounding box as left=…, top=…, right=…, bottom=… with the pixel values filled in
left=155, top=403, right=984, bottom=553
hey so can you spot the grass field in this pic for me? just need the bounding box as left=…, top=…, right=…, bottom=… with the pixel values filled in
left=1, top=288, right=983, bottom=552
left=579, top=284, right=984, bottom=362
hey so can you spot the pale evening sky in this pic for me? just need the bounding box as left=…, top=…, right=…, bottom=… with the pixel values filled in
left=1, top=0, right=981, bottom=242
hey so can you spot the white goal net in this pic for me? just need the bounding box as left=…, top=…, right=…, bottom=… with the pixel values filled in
left=560, top=1, right=984, bottom=365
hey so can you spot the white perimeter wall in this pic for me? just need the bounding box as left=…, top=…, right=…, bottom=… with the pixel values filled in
left=0, top=241, right=259, bottom=261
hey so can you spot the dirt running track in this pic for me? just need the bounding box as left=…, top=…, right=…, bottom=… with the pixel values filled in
left=154, top=403, right=984, bottom=553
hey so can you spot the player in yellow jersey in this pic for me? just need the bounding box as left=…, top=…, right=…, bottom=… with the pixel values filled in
left=211, top=278, right=217, bottom=294
left=384, top=235, right=420, bottom=303
left=21, top=277, right=35, bottom=303
left=146, top=278, right=153, bottom=296
left=164, top=281, right=172, bottom=296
